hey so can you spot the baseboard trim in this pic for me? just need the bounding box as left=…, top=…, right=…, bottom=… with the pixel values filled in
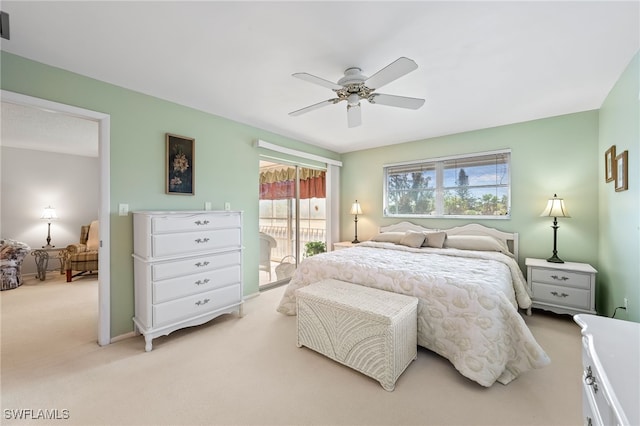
left=244, top=291, right=260, bottom=301
left=110, top=331, right=136, bottom=344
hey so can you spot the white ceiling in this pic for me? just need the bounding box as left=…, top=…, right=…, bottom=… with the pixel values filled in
left=1, top=1, right=638, bottom=155
left=1, top=102, right=99, bottom=157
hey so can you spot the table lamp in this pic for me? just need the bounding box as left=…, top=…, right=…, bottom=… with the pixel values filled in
left=540, top=194, right=570, bottom=263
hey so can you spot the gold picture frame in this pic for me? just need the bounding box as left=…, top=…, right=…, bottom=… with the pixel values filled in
left=166, top=133, right=195, bottom=195
left=605, top=145, right=616, bottom=183
left=614, top=150, right=628, bottom=192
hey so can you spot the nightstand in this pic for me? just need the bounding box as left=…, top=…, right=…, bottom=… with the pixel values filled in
left=526, top=258, right=597, bottom=316
left=333, top=241, right=356, bottom=250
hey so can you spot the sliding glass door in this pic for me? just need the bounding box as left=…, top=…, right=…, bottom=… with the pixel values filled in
left=258, top=160, right=326, bottom=288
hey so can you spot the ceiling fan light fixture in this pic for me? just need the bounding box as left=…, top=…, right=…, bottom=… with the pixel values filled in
left=347, top=93, right=360, bottom=106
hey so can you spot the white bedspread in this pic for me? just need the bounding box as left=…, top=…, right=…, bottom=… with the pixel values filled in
left=277, top=242, right=550, bottom=386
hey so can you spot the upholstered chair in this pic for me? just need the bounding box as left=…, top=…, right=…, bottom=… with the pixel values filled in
left=1, top=239, right=31, bottom=290
left=65, top=220, right=99, bottom=282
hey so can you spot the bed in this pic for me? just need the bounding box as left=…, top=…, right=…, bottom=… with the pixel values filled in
left=277, top=222, right=551, bottom=387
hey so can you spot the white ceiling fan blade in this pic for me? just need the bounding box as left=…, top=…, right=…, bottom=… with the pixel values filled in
left=369, top=93, right=425, bottom=110
left=289, top=99, right=339, bottom=116
left=292, top=73, right=342, bottom=90
left=347, top=104, right=361, bottom=128
left=365, top=57, right=418, bottom=90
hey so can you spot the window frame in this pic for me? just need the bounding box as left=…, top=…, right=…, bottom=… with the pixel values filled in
left=383, top=149, right=511, bottom=219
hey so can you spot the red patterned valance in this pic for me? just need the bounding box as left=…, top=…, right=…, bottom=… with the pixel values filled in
left=259, top=168, right=326, bottom=200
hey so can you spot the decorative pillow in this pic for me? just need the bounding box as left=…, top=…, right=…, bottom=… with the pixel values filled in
left=399, top=230, right=426, bottom=248
left=443, top=235, right=510, bottom=254
left=86, top=220, right=100, bottom=251
left=421, top=231, right=447, bottom=248
left=370, top=232, right=404, bottom=244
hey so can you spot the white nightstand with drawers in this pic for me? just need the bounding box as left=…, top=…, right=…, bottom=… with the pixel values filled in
left=526, top=258, right=597, bottom=316
left=333, top=241, right=356, bottom=250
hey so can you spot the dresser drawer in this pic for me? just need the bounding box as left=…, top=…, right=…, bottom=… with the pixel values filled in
left=153, top=265, right=241, bottom=303
left=152, top=251, right=240, bottom=281
left=152, top=212, right=240, bottom=234
left=531, top=268, right=590, bottom=289
left=532, top=282, right=590, bottom=309
left=153, top=284, right=241, bottom=327
left=582, top=339, right=613, bottom=426
left=151, top=228, right=241, bottom=258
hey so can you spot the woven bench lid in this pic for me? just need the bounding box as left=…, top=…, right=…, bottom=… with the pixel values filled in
left=296, top=279, right=417, bottom=321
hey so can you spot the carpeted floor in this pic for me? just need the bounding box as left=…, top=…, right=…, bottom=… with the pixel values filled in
left=1, top=274, right=583, bottom=425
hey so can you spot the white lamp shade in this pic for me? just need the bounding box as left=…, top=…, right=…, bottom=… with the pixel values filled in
left=350, top=201, right=363, bottom=215
left=40, top=206, right=58, bottom=221
left=540, top=195, right=570, bottom=218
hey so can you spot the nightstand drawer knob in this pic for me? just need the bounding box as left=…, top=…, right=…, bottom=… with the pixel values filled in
left=551, top=291, right=569, bottom=298
left=550, top=275, right=569, bottom=281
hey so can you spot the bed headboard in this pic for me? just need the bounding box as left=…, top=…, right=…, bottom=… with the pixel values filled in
left=379, top=221, right=519, bottom=259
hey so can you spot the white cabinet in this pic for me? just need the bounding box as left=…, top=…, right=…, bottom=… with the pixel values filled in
left=133, top=210, right=243, bottom=351
left=574, top=314, right=639, bottom=426
left=525, top=258, right=597, bottom=316
left=332, top=241, right=355, bottom=250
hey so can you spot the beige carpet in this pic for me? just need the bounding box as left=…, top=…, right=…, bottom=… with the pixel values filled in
left=1, top=274, right=583, bottom=426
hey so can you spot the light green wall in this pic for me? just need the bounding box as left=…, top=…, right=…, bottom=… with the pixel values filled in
left=0, top=52, right=341, bottom=337
left=341, top=111, right=600, bottom=276
left=598, top=52, right=639, bottom=322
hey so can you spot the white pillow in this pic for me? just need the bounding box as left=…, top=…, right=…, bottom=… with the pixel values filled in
left=86, top=220, right=99, bottom=251
left=370, top=232, right=404, bottom=244
left=421, top=231, right=447, bottom=248
left=399, top=231, right=426, bottom=248
left=443, top=235, right=510, bottom=254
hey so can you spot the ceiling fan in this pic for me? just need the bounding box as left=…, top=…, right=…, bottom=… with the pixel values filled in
left=289, top=57, right=425, bottom=128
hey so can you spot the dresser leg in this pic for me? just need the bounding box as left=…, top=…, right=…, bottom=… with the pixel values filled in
left=144, top=336, right=153, bottom=352
left=238, top=302, right=245, bottom=318
left=526, top=307, right=532, bottom=316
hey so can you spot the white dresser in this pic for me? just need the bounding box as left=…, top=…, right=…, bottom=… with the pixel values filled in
left=132, top=210, right=244, bottom=351
left=526, top=258, right=597, bottom=316
left=574, top=314, right=639, bottom=426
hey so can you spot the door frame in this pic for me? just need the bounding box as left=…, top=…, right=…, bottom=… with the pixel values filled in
left=2, top=90, right=111, bottom=346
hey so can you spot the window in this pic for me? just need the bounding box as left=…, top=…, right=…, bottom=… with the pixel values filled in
left=384, top=150, right=510, bottom=218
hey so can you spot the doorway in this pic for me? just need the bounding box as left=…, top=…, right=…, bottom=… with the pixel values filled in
left=258, top=160, right=327, bottom=288
left=1, top=90, right=111, bottom=345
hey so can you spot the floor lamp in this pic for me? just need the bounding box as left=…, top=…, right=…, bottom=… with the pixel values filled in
left=350, top=200, right=363, bottom=244
left=540, top=194, right=570, bottom=263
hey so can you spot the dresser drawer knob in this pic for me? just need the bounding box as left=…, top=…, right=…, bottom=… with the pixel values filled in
left=551, top=291, right=569, bottom=298
left=195, top=298, right=210, bottom=306
left=194, top=238, right=210, bottom=244
left=194, top=261, right=210, bottom=268
left=550, top=275, right=569, bottom=281
left=584, top=366, right=599, bottom=393
left=194, top=220, right=210, bottom=226
left=195, top=279, right=210, bottom=286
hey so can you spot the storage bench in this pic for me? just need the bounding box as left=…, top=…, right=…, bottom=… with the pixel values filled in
left=295, top=279, right=418, bottom=391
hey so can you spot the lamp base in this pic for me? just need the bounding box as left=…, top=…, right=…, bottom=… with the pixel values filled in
left=546, top=254, right=564, bottom=263
left=352, top=238, right=360, bottom=244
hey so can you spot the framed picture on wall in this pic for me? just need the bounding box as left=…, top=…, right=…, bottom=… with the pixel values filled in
left=166, top=133, right=195, bottom=195
left=605, top=145, right=616, bottom=183
left=614, top=150, right=628, bottom=192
